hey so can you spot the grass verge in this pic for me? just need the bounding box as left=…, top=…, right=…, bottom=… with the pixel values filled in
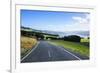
left=81, top=38, right=90, bottom=47
left=48, top=40, right=89, bottom=57
left=21, top=36, right=37, bottom=58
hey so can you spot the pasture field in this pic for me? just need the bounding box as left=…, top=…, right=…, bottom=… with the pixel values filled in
left=81, top=38, right=90, bottom=46
left=48, top=40, right=89, bottom=57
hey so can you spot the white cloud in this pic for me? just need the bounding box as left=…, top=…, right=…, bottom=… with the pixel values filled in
left=63, top=14, right=90, bottom=31
left=71, top=14, right=89, bottom=31
left=72, top=14, right=89, bottom=25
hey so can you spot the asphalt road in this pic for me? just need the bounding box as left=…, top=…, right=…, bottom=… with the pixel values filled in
left=21, top=41, right=87, bottom=63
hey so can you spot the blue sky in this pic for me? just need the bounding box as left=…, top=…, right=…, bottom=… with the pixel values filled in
left=21, top=10, right=90, bottom=32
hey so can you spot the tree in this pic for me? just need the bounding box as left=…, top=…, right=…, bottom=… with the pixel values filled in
left=63, top=35, right=81, bottom=42
left=35, top=33, right=44, bottom=40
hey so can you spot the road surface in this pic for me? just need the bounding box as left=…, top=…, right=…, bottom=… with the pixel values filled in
left=21, top=41, right=88, bottom=63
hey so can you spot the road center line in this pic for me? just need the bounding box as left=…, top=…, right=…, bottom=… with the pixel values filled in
left=21, top=41, right=40, bottom=62
left=49, top=43, right=81, bottom=60
left=48, top=50, right=51, bottom=58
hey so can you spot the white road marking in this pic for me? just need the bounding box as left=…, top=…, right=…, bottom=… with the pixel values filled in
left=54, top=45, right=82, bottom=60
left=48, top=50, right=51, bottom=57
left=62, top=48, right=81, bottom=60
left=21, top=42, right=40, bottom=62
left=48, top=42, right=82, bottom=60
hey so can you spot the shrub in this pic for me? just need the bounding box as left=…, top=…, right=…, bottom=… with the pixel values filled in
left=63, top=35, right=81, bottom=42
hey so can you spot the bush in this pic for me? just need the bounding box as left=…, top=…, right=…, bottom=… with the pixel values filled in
left=63, top=35, right=81, bottom=42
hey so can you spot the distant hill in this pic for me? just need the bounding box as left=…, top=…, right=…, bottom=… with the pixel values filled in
left=39, top=30, right=89, bottom=38
left=21, top=26, right=89, bottom=38
left=21, top=26, right=59, bottom=36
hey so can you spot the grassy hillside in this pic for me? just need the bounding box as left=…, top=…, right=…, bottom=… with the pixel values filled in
left=81, top=38, right=90, bottom=47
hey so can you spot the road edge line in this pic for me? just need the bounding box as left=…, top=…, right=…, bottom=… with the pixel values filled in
left=48, top=42, right=81, bottom=60
left=21, top=41, right=40, bottom=62
left=62, top=48, right=82, bottom=60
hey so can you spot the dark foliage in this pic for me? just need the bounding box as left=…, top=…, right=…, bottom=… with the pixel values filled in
left=63, top=35, right=81, bottom=42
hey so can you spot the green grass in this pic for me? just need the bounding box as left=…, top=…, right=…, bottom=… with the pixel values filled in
left=48, top=40, right=89, bottom=57
left=81, top=38, right=89, bottom=43
left=81, top=38, right=90, bottom=47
